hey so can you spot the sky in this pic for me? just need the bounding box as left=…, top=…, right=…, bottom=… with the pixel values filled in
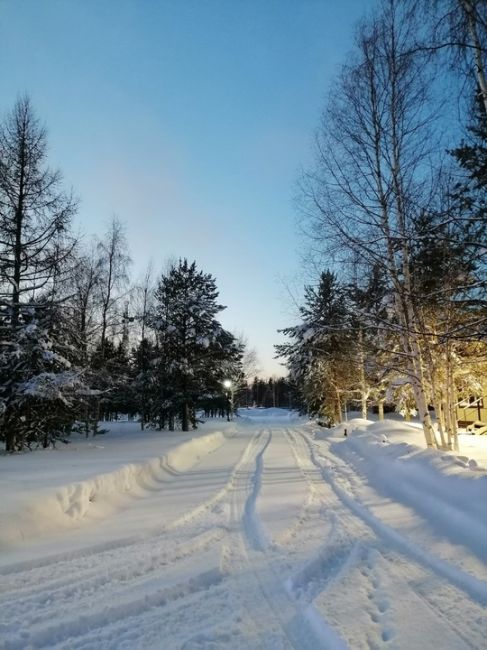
left=0, top=0, right=373, bottom=376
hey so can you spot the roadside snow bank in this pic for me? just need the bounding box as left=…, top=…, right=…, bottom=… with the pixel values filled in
left=319, top=419, right=487, bottom=562
left=0, top=431, right=227, bottom=549
left=315, top=417, right=487, bottom=469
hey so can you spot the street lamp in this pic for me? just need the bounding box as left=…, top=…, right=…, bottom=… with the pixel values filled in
left=223, top=379, right=234, bottom=421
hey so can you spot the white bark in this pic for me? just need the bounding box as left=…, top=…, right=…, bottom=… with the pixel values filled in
left=461, top=0, right=487, bottom=117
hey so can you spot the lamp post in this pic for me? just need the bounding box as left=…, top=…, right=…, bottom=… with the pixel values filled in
left=223, top=379, right=234, bottom=421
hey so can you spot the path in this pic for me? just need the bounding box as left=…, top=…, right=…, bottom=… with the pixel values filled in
left=1, top=416, right=485, bottom=649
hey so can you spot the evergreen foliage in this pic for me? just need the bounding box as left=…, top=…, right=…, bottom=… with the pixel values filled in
left=277, top=271, right=356, bottom=422
left=149, top=260, right=242, bottom=431
left=0, top=302, right=85, bottom=450
left=0, top=101, right=245, bottom=451
left=247, top=376, right=296, bottom=409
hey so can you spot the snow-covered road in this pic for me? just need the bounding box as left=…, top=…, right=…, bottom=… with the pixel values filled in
left=1, top=413, right=486, bottom=649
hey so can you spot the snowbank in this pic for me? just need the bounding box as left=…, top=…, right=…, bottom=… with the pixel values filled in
left=315, top=418, right=487, bottom=562
left=0, top=430, right=228, bottom=549
left=314, top=417, right=487, bottom=468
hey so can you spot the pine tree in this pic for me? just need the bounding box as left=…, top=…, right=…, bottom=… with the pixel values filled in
left=151, top=260, right=241, bottom=431
left=0, top=300, right=84, bottom=450
left=277, top=271, right=355, bottom=423
left=132, top=337, right=158, bottom=428
left=346, top=263, right=393, bottom=419
left=451, top=96, right=487, bottom=247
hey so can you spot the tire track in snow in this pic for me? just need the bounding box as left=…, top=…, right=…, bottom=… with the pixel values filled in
left=242, top=429, right=271, bottom=551
left=288, top=533, right=362, bottom=605
left=227, top=427, right=348, bottom=650
left=334, top=437, right=487, bottom=564
left=282, top=429, right=368, bottom=599
left=6, top=421, right=482, bottom=649
left=0, top=488, right=230, bottom=604
left=47, top=579, right=238, bottom=650
left=0, top=431, right=256, bottom=598
left=299, top=430, right=487, bottom=606
left=286, top=427, right=486, bottom=648
left=2, top=564, right=225, bottom=650
left=0, top=526, right=227, bottom=626
left=0, top=430, right=235, bottom=555
left=0, top=432, right=265, bottom=649
left=254, top=426, right=315, bottom=550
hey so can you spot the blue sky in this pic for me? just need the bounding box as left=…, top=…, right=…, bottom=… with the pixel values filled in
left=0, top=0, right=373, bottom=376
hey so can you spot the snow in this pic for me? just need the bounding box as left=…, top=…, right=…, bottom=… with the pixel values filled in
left=1, top=411, right=486, bottom=649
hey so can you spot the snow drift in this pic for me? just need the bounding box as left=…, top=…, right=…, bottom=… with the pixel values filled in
left=0, top=431, right=228, bottom=549
left=315, top=418, right=487, bottom=563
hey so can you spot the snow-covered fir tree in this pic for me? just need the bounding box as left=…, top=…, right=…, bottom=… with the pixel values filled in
left=277, top=271, right=356, bottom=423
left=150, top=260, right=242, bottom=431
left=0, top=301, right=85, bottom=450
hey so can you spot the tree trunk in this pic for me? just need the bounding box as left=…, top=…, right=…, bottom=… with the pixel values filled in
left=461, top=0, right=487, bottom=118
left=182, top=403, right=189, bottom=432
left=358, top=328, right=368, bottom=419
left=445, top=343, right=459, bottom=451
left=361, top=393, right=368, bottom=420
left=378, top=399, right=385, bottom=421
left=427, top=345, right=448, bottom=450
left=11, top=155, right=26, bottom=329
left=92, top=399, right=100, bottom=436
left=335, top=387, right=342, bottom=424
left=5, top=418, right=16, bottom=453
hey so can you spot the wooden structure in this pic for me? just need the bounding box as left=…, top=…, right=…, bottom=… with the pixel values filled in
left=457, top=387, right=487, bottom=427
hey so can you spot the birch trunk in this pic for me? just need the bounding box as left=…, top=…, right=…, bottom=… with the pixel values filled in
left=358, top=327, right=369, bottom=419
left=461, top=0, right=487, bottom=118
left=445, top=343, right=459, bottom=451
left=378, top=399, right=385, bottom=421
left=426, top=343, right=448, bottom=450
left=335, top=386, right=343, bottom=424
left=395, top=290, right=437, bottom=447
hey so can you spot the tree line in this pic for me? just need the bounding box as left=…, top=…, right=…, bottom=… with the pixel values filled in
left=278, top=0, right=487, bottom=451
left=0, top=98, right=243, bottom=452
left=242, top=377, right=296, bottom=409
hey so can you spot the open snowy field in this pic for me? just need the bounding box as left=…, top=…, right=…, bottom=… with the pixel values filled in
left=1, top=410, right=486, bottom=649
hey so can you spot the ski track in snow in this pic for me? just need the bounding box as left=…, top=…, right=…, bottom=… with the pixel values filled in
left=1, top=417, right=486, bottom=649
left=283, top=428, right=486, bottom=649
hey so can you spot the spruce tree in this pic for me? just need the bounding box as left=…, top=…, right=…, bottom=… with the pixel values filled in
left=151, top=260, right=241, bottom=431
left=277, top=271, right=354, bottom=422
left=0, top=300, right=84, bottom=450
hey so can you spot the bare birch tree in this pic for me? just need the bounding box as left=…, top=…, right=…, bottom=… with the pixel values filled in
left=96, top=217, right=130, bottom=359
left=411, top=0, right=487, bottom=117
left=302, top=0, right=446, bottom=446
